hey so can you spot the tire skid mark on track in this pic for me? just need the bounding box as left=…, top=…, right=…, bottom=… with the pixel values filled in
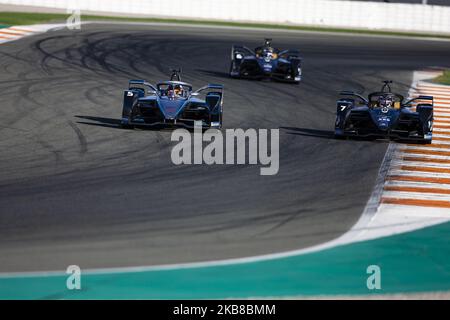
left=67, top=120, right=88, bottom=155
left=36, top=34, right=114, bottom=76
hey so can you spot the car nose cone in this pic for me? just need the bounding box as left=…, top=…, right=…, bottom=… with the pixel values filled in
left=378, top=121, right=389, bottom=130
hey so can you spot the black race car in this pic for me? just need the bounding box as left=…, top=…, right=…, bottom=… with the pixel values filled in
left=335, top=81, right=433, bottom=143
left=229, top=39, right=302, bottom=83
left=121, top=70, right=224, bottom=129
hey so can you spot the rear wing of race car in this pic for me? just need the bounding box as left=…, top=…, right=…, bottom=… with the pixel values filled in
left=339, top=91, right=368, bottom=104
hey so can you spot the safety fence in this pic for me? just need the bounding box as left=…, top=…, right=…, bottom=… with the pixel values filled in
left=1, top=0, right=450, bottom=34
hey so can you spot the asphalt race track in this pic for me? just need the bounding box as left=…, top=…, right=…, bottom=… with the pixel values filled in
left=1, top=24, right=450, bottom=272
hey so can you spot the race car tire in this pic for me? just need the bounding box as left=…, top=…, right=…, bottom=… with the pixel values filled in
left=334, top=128, right=347, bottom=140
left=120, top=121, right=134, bottom=129
left=229, top=62, right=240, bottom=78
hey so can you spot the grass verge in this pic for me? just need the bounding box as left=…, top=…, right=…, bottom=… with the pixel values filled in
left=0, top=12, right=67, bottom=26
left=433, top=70, right=450, bottom=85
left=1, top=12, right=450, bottom=40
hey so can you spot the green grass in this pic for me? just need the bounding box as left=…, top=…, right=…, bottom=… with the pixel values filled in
left=433, top=70, right=450, bottom=85
left=0, top=12, right=67, bottom=26
left=1, top=12, right=450, bottom=40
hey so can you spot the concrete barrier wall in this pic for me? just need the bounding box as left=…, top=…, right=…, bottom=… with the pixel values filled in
left=1, top=0, right=450, bottom=34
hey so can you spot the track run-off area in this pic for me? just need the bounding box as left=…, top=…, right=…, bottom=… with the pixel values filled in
left=0, top=22, right=450, bottom=298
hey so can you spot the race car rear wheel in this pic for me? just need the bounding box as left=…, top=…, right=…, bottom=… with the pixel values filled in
left=334, top=130, right=347, bottom=140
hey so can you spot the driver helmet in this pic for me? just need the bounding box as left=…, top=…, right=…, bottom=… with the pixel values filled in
left=379, top=95, right=394, bottom=109
left=173, top=84, right=183, bottom=97
left=263, top=48, right=274, bottom=62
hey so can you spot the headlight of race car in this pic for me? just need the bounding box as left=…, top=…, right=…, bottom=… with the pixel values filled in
left=235, top=53, right=243, bottom=60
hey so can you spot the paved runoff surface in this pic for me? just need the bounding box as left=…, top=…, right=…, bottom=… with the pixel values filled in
left=2, top=220, right=450, bottom=299
left=1, top=23, right=450, bottom=273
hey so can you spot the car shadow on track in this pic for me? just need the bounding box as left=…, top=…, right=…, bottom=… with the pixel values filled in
left=75, top=115, right=208, bottom=132
left=196, top=69, right=230, bottom=79
left=75, top=115, right=122, bottom=129
left=280, top=127, right=335, bottom=140
left=197, top=69, right=300, bottom=86
left=281, top=127, right=389, bottom=144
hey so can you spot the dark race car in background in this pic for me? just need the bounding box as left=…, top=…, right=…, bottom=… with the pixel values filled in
left=121, top=70, right=224, bottom=129
left=335, top=81, right=433, bottom=143
left=230, top=38, right=302, bottom=84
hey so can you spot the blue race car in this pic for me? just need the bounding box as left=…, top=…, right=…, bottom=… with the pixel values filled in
left=121, top=70, right=224, bottom=129
left=335, top=81, right=433, bottom=143
left=229, top=39, right=302, bottom=84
